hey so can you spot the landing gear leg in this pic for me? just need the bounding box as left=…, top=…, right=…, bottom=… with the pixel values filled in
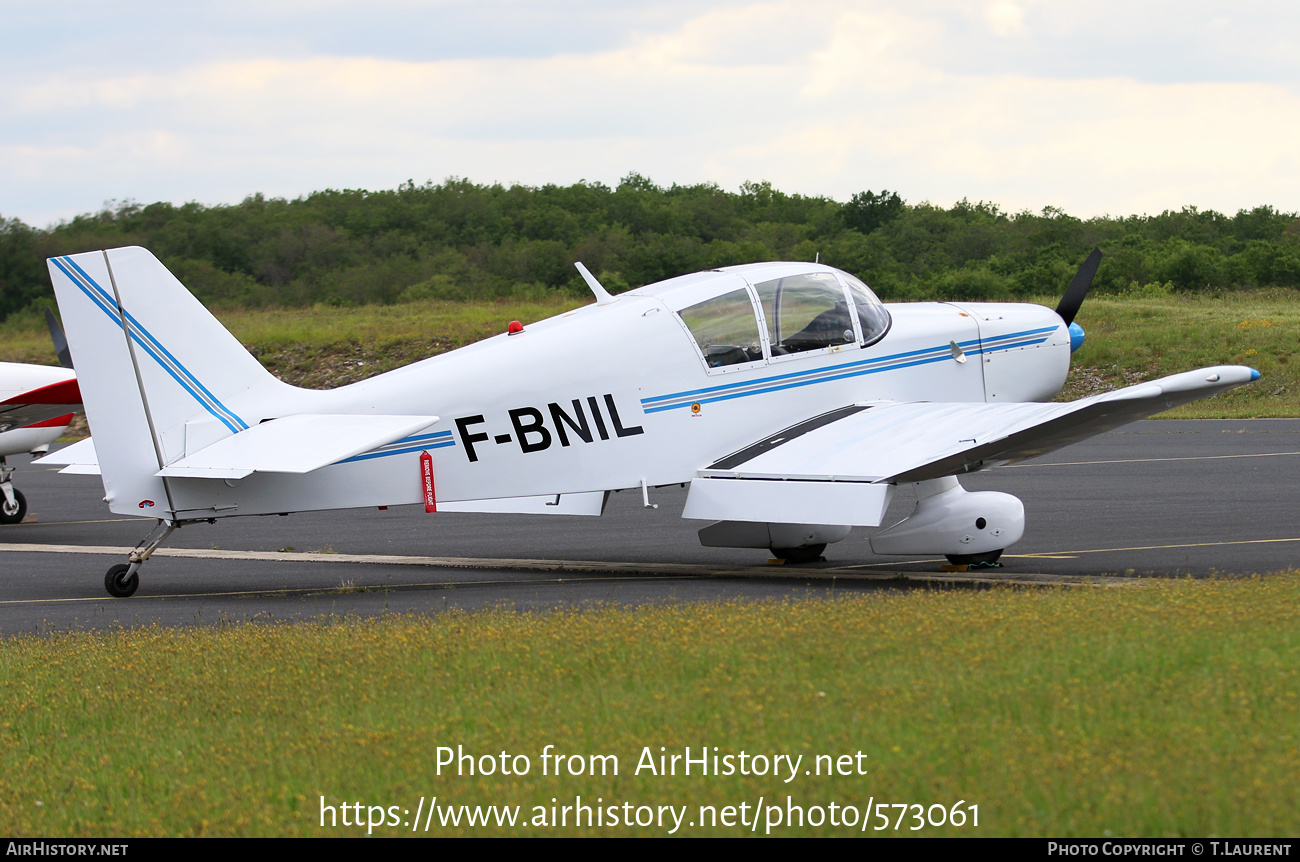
left=105, top=519, right=179, bottom=598
left=0, top=458, right=26, bottom=525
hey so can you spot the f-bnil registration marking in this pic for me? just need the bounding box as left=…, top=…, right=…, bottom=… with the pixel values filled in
left=455, top=393, right=643, bottom=462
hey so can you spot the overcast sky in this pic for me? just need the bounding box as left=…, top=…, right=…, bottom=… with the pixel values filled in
left=3, top=0, right=1298, bottom=227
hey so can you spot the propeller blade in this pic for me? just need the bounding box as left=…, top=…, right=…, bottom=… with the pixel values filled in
left=45, top=307, right=74, bottom=369
left=1055, top=248, right=1102, bottom=327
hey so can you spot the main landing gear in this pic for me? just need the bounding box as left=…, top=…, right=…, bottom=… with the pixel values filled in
left=103, top=519, right=181, bottom=598
left=0, top=459, right=28, bottom=525
left=944, top=550, right=1004, bottom=569
left=769, top=544, right=827, bottom=565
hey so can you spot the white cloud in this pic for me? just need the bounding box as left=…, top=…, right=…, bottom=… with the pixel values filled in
left=3, top=0, right=1300, bottom=225
left=983, top=1, right=1029, bottom=37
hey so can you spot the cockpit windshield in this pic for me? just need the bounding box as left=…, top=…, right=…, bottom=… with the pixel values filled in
left=674, top=268, right=892, bottom=371
left=839, top=272, right=891, bottom=346
left=754, top=273, right=854, bottom=356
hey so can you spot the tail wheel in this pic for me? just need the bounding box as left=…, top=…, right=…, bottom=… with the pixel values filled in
left=0, top=488, right=27, bottom=525
left=945, top=550, right=1003, bottom=567
left=770, top=544, right=827, bottom=564
left=105, top=564, right=140, bottom=598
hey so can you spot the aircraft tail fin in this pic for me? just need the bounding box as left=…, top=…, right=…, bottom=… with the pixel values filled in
left=47, top=247, right=304, bottom=516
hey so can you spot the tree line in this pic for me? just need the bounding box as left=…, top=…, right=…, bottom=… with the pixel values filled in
left=2, top=174, right=1298, bottom=323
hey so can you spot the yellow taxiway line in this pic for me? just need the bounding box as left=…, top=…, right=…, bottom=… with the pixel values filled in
left=832, top=535, right=1300, bottom=570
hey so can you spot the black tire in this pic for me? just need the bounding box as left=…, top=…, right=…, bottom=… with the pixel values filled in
left=770, top=544, right=827, bottom=565
left=105, top=563, right=139, bottom=598
left=0, top=488, right=27, bottom=525
left=945, top=550, right=1003, bottom=566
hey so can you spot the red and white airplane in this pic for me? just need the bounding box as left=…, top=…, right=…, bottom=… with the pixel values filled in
left=0, top=360, right=79, bottom=523
left=42, top=247, right=1257, bottom=597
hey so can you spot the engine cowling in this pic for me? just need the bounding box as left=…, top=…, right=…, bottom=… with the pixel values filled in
left=870, top=476, right=1024, bottom=556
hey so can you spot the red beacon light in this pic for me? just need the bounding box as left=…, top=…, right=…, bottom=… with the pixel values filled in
left=507, top=320, right=524, bottom=335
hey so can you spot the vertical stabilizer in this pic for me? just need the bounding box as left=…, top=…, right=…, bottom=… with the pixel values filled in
left=48, top=247, right=296, bottom=516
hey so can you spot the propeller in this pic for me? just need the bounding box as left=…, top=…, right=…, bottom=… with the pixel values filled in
left=45, top=307, right=74, bottom=369
left=1055, top=248, right=1102, bottom=327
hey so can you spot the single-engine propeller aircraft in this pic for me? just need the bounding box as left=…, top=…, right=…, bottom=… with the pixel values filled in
left=0, top=328, right=80, bottom=523
left=42, top=246, right=1258, bottom=597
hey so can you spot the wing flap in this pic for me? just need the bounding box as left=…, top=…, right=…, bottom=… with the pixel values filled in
left=156, top=414, right=439, bottom=478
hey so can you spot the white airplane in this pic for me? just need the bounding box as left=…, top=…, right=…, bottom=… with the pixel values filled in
left=42, top=246, right=1258, bottom=598
left=0, top=363, right=78, bottom=524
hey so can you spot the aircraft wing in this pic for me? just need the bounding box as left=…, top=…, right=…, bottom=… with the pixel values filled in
left=0, top=370, right=81, bottom=433
left=683, top=365, right=1258, bottom=526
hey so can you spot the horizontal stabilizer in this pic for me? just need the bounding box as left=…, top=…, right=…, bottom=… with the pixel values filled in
left=156, top=414, right=439, bottom=479
left=695, top=365, right=1258, bottom=497
left=34, top=437, right=100, bottom=475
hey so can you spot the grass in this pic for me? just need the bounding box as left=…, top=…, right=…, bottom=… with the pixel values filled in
left=0, top=576, right=1296, bottom=837
left=0, top=297, right=584, bottom=389
left=1061, top=290, right=1300, bottom=417
left=2, top=290, right=1296, bottom=414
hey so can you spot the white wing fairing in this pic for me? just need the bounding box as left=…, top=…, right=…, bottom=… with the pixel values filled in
left=45, top=246, right=1260, bottom=596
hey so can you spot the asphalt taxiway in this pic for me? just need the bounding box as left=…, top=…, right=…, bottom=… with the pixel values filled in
left=1, top=419, right=1297, bottom=633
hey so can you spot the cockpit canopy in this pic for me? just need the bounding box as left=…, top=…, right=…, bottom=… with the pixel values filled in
left=673, top=266, right=891, bottom=370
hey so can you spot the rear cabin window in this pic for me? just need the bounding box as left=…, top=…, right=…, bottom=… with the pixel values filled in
left=755, top=273, right=855, bottom=355
left=678, top=288, right=764, bottom=368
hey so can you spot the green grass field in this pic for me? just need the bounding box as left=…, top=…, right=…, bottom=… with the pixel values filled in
left=2, top=290, right=1296, bottom=415
left=1, top=576, right=1296, bottom=837
left=1061, top=290, right=1300, bottom=417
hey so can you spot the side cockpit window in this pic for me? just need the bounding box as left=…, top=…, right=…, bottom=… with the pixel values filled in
left=840, top=273, right=892, bottom=347
left=754, top=273, right=854, bottom=356
left=678, top=288, right=764, bottom=368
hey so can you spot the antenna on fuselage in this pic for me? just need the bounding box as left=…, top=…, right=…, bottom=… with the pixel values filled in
left=574, top=262, right=619, bottom=306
